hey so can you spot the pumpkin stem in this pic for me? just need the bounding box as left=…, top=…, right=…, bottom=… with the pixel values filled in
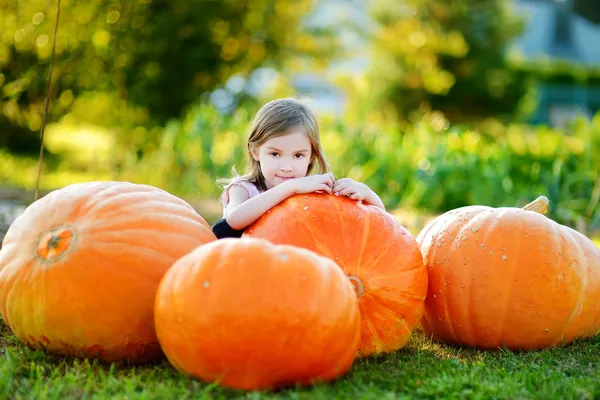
left=522, top=196, right=549, bottom=215
left=35, top=225, right=76, bottom=263
left=347, top=275, right=365, bottom=298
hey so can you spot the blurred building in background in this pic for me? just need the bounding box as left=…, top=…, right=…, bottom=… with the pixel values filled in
left=511, top=0, right=600, bottom=126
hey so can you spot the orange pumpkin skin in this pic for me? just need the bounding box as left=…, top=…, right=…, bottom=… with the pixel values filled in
left=243, top=193, right=428, bottom=356
left=0, top=181, right=216, bottom=363
left=416, top=198, right=600, bottom=350
left=154, top=237, right=361, bottom=391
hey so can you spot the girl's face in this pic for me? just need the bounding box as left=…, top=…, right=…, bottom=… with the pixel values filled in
left=251, top=130, right=313, bottom=189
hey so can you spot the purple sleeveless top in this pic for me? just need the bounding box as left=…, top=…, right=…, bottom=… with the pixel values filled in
left=220, top=178, right=263, bottom=212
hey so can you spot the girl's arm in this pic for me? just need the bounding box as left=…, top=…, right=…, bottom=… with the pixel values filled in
left=363, top=189, right=385, bottom=210
left=224, top=183, right=295, bottom=230
left=224, top=173, right=335, bottom=230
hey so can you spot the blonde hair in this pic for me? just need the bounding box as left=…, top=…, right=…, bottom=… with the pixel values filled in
left=217, top=97, right=330, bottom=191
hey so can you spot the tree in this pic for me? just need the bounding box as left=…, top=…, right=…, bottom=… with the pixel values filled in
left=365, top=0, right=528, bottom=124
left=573, top=0, right=600, bottom=24
left=0, top=0, right=336, bottom=154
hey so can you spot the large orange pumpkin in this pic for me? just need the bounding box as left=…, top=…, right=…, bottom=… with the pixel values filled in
left=416, top=196, right=600, bottom=350
left=243, top=193, right=428, bottom=356
left=0, top=181, right=216, bottom=362
left=154, top=237, right=361, bottom=391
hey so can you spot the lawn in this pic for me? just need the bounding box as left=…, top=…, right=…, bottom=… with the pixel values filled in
left=1, top=319, right=598, bottom=400
left=1, top=190, right=599, bottom=399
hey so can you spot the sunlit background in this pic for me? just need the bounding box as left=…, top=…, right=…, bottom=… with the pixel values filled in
left=1, top=0, right=599, bottom=240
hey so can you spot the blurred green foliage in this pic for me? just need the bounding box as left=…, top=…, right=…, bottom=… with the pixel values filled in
left=2, top=0, right=599, bottom=238
left=0, top=0, right=337, bottom=154
left=365, top=0, right=532, bottom=124
left=3, top=102, right=599, bottom=235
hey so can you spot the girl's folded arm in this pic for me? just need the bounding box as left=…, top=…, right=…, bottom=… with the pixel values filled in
left=364, top=187, right=385, bottom=210
left=224, top=183, right=295, bottom=230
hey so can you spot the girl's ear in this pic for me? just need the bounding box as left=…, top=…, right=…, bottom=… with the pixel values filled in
left=250, top=145, right=260, bottom=161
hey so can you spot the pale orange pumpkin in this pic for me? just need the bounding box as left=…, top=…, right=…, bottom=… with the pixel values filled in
left=243, top=193, right=428, bottom=356
left=416, top=196, right=600, bottom=350
left=154, top=237, right=361, bottom=390
left=0, top=181, right=216, bottom=362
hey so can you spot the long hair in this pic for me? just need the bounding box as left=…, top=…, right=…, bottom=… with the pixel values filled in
left=217, top=97, right=330, bottom=192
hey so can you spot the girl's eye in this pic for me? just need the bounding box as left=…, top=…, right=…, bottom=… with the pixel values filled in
left=294, top=154, right=305, bottom=159
left=269, top=152, right=279, bottom=157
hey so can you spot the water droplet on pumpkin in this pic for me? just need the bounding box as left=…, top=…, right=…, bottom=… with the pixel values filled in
left=564, top=290, right=568, bottom=293
left=433, top=294, right=437, bottom=298
left=482, top=271, right=487, bottom=275
left=463, top=261, right=467, bottom=265
left=502, top=255, right=508, bottom=260
left=489, top=250, right=493, bottom=255
left=278, top=253, right=289, bottom=262
left=203, top=281, right=210, bottom=288
left=471, top=227, right=480, bottom=233
left=545, top=328, right=549, bottom=332
left=304, top=205, right=309, bottom=210
left=480, top=243, right=485, bottom=249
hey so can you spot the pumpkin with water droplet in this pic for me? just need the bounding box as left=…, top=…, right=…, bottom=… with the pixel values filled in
left=0, top=181, right=216, bottom=362
left=154, top=237, right=361, bottom=390
left=243, top=193, right=428, bottom=357
left=416, top=196, right=600, bottom=350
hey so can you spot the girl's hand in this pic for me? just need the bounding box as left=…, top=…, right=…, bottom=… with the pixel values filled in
left=332, top=178, right=369, bottom=201
left=333, top=177, right=385, bottom=209
left=287, top=173, right=335, bottom=195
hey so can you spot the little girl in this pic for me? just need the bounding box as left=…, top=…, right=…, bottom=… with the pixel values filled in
left=212, top=97, right=385, bottom=239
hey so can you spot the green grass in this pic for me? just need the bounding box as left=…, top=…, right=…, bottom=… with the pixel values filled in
left=1, top=321, right=598, bottom=399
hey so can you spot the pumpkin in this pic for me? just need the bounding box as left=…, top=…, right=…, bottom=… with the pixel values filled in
left=0, top=181, right=216, bottom=362
left=243, top=193, right=428, bottom=356
left=154, top=237, right=360, bottom=390
left=416, top=196, right=600, bottom=350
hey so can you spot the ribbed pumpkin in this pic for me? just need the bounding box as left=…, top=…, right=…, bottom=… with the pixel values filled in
left=0, top=181, right=216, bottom=362
left=243, top=193, right=428, bottom=356
left=416, top=196, right=600, bottom=350
left=154, top=237, right=360, bottom=390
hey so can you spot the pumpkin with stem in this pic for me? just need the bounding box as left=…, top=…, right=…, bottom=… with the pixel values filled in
left=416, top=196, right=600, bottom=350
left=154, top=237, right=361, bottom=391
left=0, top=181, right=216, bottom=363
left=243, top=193, right=428, bottom=357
